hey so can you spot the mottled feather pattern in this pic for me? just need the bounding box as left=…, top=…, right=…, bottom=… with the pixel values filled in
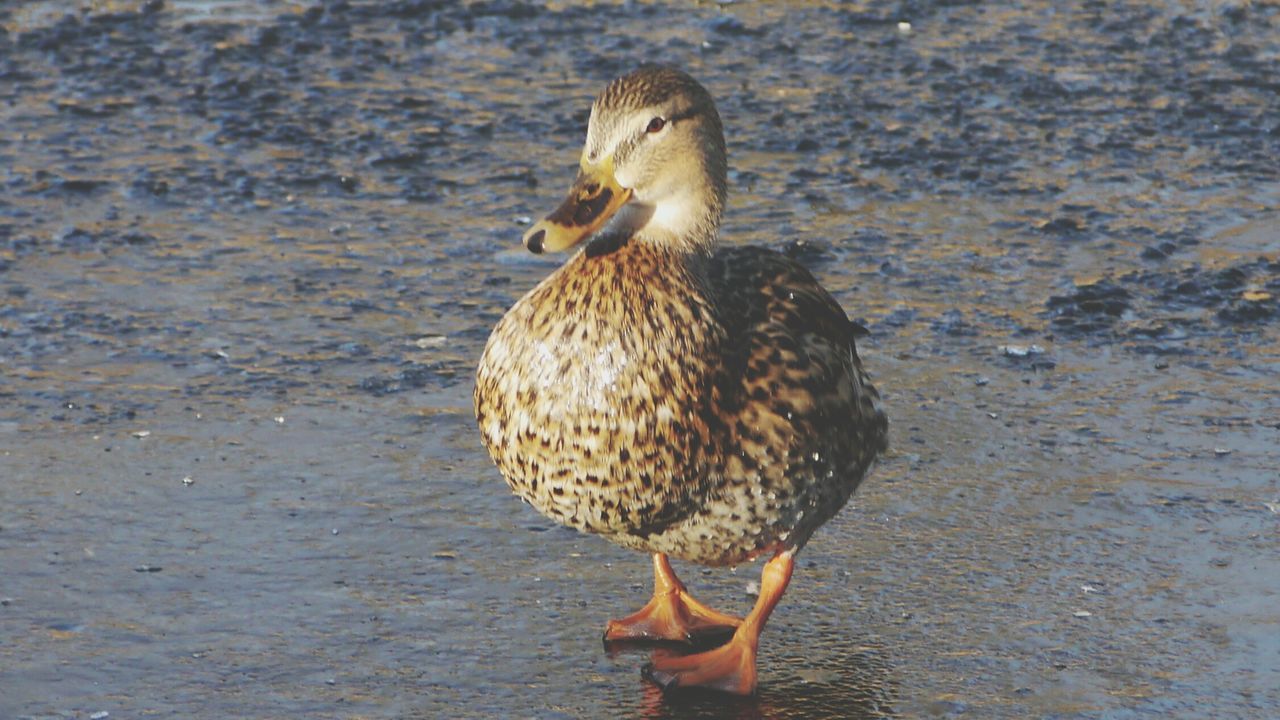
left=475, top=237, right=888, bottom=566
left=476, top=235, right=726, bottom=540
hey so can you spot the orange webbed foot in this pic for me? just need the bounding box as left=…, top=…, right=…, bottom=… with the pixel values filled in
left=642, top=549, right=795, bottom=696
left=603, top=554, right=741, bottom=644
left=643, top=634, right=759, bottom=695
left=603, top=588, right=741, bottom=644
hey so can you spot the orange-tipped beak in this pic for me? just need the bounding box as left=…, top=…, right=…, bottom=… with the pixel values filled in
left=523, top=155, right=632, bottom=254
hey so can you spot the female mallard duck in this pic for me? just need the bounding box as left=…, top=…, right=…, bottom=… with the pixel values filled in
left=474, top=66, right=888, bottom=695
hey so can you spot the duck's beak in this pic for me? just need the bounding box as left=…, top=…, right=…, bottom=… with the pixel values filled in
left=523, top=154, right=632, bottom=254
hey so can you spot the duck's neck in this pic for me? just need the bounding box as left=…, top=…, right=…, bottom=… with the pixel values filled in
left=639, top=193, right=722, bottom=256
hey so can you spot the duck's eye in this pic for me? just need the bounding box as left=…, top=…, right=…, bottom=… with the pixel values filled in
left=645, top=116, right=666, bottom=134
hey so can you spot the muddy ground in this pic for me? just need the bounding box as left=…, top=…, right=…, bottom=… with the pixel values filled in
left=1, top=1, right=1277, bottom=718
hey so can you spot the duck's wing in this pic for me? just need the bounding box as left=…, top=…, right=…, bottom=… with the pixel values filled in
left=707, top=245, right=888, bottom=498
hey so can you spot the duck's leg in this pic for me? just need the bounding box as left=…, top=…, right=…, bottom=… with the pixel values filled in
left=643, top=549, right=794, bottom=695
left=603, top=553, right=743, bottom=643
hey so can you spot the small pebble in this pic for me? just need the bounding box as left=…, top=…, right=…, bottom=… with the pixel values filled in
left=132, top=430, right=151, bottom=438
left=91, top=712, right=109, bottom=720
left=1000, top=344, right=1045, bottom=357
left=975, top=376, right=990, bottom=386
left=182, top=476, right=194, bottom=486
left=274, top=416, right=285, bottom=424
left=1073, top=610, right=1092, bottom=618
left=1213, top=447, right=1231, bottom=456
left=897, top=21, right=912, bottom=33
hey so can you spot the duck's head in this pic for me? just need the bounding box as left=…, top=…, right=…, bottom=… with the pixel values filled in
left=522, top=66, right=727, bottom=256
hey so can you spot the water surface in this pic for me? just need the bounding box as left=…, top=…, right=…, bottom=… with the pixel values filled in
left=1, top=1, right=1277, bottom=718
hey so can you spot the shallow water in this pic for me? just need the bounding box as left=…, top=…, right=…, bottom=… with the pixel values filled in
left=1, top=1, right=1277, bottom=718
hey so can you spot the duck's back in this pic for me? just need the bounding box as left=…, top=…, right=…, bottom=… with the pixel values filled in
left=709, top=246, right=887, bottom=465
left=686, top=246, right=888, bottom=562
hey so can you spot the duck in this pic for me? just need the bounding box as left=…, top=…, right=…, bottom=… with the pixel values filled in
left=473, top=65, right=888, bottom=695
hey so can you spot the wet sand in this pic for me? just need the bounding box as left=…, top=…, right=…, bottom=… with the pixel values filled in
left=1, top=1, right=1277, bottom=718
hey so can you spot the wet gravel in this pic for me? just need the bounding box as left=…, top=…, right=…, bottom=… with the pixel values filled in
left=2, top=1, right=1278, bottom=718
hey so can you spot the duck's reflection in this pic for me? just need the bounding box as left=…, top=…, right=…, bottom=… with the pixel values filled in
left=619, top=639, right=895, bottom=720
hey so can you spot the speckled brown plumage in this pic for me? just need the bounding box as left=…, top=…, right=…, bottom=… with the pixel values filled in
left=475, top=236, right=885, bottom=566
left=472, top=66, right=888, bottom=693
